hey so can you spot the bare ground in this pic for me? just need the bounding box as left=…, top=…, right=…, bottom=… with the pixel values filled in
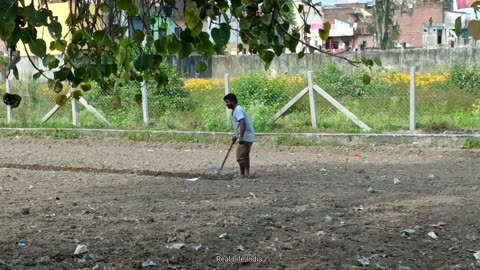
left=0, top=136, right=479, bottom=270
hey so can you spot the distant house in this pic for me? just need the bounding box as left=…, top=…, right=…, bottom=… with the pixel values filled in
left=322, top=3, right=373, bottom=51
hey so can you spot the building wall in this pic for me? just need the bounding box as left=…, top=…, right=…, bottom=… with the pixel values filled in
left=395, top=2, right=444, bottom=48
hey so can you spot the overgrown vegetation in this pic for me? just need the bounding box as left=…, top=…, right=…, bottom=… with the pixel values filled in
left=1, top=63, right=479, bottom=133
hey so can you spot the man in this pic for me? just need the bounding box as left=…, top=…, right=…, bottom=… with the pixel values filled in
left=223, top=93, right=255, bottom=178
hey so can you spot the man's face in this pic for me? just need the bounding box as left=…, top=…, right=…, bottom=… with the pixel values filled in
left=224, top=99, right=235, bottom=109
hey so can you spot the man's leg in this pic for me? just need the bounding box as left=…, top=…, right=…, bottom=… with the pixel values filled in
left=244, top=143, right=253, bottom=177
left=236, top=144, right=246, bottom=177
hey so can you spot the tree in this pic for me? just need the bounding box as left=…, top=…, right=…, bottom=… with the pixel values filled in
left=0, top=0, right=379, bottom=107
left=371, top=0, right=401, bottom=49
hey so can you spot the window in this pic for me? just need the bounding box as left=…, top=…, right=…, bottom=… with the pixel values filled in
left=333, top=42, right=339, bottom=49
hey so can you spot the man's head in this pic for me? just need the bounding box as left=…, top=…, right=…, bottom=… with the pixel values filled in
left=224, top=93, right=237, bottom=109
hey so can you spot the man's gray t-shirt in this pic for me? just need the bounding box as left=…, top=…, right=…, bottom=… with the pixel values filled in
left=232, top=105, right=255, bottom=142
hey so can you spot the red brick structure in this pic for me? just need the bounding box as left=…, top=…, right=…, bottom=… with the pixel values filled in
left=394, top=1, right=444, bottom=48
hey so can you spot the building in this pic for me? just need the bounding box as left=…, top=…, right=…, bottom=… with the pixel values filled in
left=322, top=3, right=373, bottom=51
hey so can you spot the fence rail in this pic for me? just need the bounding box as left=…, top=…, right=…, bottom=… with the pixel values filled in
left=2, top=67, right=479, bottom=134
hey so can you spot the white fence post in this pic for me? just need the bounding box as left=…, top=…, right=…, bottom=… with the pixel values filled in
left=141, top=80, right=149, bottom=125
left=307, top=70, right=318, bottom=128
left=409, top=66, right=416, bottom=131
left=225, top=73, right=231, bottom=123
left=5, top=77, right=13, bottom=123
left=71, top=88, right=79, bottom=126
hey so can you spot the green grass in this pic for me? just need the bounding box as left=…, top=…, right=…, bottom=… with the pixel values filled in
left=1, top=67, right=480, bottom=134
left=463, top=138, right=480, bottom=149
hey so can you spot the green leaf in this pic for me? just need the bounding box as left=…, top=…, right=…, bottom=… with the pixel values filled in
left=54, top=68, right=70, bottom=81
left=134, top=53, right=153, bottom=71
left=54, top=81, right=63, bottom=93
left=151, top=55, right=163, bottom=68
left=237, top=43, right=244, bottom=52
left=211, top=24, right=230, bottom=46
left=99, top=3, right=109, bottom=12
left=178, top=42, right=193, bottom=58
left=54, top=94, right=68, bottom=106
left=196, top=61, right=207, bottom=72
left=29, top=39, right=47, bottom=57
left=116, top=26, right=128, bottom=36
left=72, top=90, right=83, bottom=99
left=264, top=0, right=273, bottom=12
left=373, top=56, right=382, bottom=66
left=467, top=20, right=480, bottom=40
left=185, top=5, right=203, bottom=36
left=154, top=38, right=168, bottom=53
left=93, top=30, right=108, bottom=45
left=55, top=40, right=67, bottom=52
left=12, top=66, right=19, bottom=80
left=80, top=82, right=92, bottom=91
left=168, top=36, right=180, bottom=54
left=455, top=16, right=462, bottom=37
left=3, top=93, right=22, bottom=108
left=319, top=22, right=331, bottom=41
left=127, top=4, right=138, bottom=16
left=260, top=50, right=275, bottom=69
left=0, top=20, right=16, bottom=40
left=362, top=74, right=371, bottom=85
left=273, top=45, right=283, bottom=56
left=7, top=53, right=21, bottom=71
left=298, top=50, right=305, bottom=59
left=133, top=30, right=145, bottom=43
left=48, top=21, right=62, bottom=39
left=116, top=0, right=131, bottom=10
left=154, top=72, right=169, bottom=86
left=304, top=24, right=311, bottom=34
left=33, top=71, right=43, bottom=80
left=134, top=94, right=142, bottom=105
left=298, top=4, right=304, bottom=14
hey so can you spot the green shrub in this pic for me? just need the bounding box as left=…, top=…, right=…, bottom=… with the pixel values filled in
left=85, top=63, right=193, bottom=116
left=448, top=64, right=480, bottom=94
left=231, top=72, right=291, bottom=109
left=313, top=63, right=389, bottom=97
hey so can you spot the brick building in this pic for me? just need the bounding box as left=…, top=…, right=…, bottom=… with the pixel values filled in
left=394, top=1, right=445, bottom=48
left=322, top=3, right=374, bottom=51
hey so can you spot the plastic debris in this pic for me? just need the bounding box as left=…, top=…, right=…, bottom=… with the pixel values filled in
left=353, top=205, right=364, bottom=211
left=192, top=244, right=203, bottom=251
left=367, top=187, right=375, bottom=193
left=236, top=245, right=245, bottom=251
left=320, top=168, right=327, bottom=172
left=74, top=244, right=89, bottom=255
left=357, top=256, right=370, bottom=266
left=166, top=243, right=185, bottom=249
left=354, top=153, right=362, bottom=159
left=142, top=259, right=156, bottom=267
left=249, top=192, right=256, bottom=198
left=17, top=241, right=27, bottom=247
left=219, top=233, right=228, bottom=239
left=401, top=228, right=416, bottom=237
left=473, top=251, right=480, bottom=263
left=428, top=231, right=439, bottom=240
left=394, top=176, right=400, bottom=185
left=428, top=174, right=435, bottom=178
left=186, top=177, right=200, bottom=182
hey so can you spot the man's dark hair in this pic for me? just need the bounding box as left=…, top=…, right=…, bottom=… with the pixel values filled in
left=224, top=93, right=237, bottom=103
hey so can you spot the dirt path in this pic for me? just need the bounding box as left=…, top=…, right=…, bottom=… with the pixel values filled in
left=0, top=137, right=479, bottom=269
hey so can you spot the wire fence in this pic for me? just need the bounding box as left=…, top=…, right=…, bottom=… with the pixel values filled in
left=1, top=66, right=479, bottom=133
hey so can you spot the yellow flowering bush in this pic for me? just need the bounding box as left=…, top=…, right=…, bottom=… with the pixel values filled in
left=184, top=78, right=224, bottom=92
left=184, top=75, right=306, bottom=92
left=377, top=72, right=447, bottom=88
